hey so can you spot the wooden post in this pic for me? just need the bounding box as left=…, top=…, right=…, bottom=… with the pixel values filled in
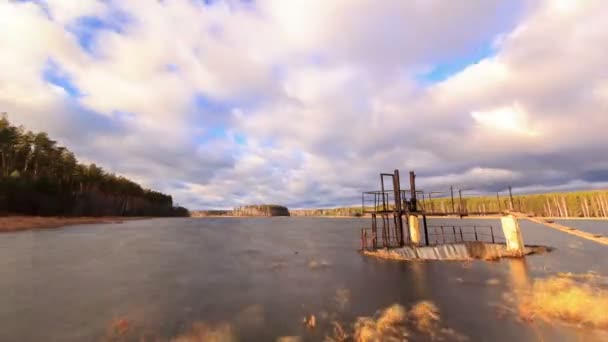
left=458, top=189, right=463, bottom=215
left=576, top=196, right=586, bottom=217
left=380, top=176, right=386, bottom=211
left=496, top=192, right=501, bottom=212
left=409, top=171, right=417, bottom=212
left=593, top=196, right=600, bottom=217
left=450, top=186, right=455, bottom=213
left=553, top=197, right=562, bottom=217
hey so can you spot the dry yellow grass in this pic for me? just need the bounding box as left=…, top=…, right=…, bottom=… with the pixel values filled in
left=353, top=304, right=408, bottom=341
left=308, top=258, right=332, bottom=270
left=409, top=301, right=440, bottom=334
left=518, top=275, right=608, bottom=329
left=324, top=301, right=466, bottom=342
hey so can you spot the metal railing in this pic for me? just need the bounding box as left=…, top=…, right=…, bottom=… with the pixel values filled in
left=362, top=190, right=411, bottom=213
left=361, top=224, right=505, bottom=250
left=426, top=225, right=504, bottom=245
left=360, top=226, right=404, bottom=250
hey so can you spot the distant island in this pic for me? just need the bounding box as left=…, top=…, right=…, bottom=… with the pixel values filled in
left=192, top=204, right=290, bottom=217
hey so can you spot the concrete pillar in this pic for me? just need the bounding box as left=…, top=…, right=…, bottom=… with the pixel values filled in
left=409, top=215, right=421, bottom=244
left=501, top=214, right=525, bottom=255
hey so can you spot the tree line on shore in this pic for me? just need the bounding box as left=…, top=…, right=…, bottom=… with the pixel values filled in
left=233, top=204, right=290, bottom=216
left=0, top=115, right=188, bottom=217
left=291, top=190, right=608, bottom=218
left=191, top=205, right=290, bottom=217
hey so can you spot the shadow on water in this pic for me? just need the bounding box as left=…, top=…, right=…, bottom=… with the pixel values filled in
left=1, top=217, right=607, bottom=341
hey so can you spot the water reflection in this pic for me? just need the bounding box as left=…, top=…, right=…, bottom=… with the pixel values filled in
left=507, top=258, right=531, bottom=291
left=409, top=261, right=430, bottom=298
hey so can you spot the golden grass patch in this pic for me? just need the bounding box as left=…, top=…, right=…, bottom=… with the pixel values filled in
left=518, top=274, right=608, bottom=329
left=324, top=301, right=467, bottom=342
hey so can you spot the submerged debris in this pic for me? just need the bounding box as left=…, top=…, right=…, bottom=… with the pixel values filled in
left=308, top=258, right=332, bottom=270
left=486, top=278, right=501, bottom=286
left=103, top=318, right=132, bottom=341
left=334, top=288, right=351, bottom=311
left=235, top=304, right=265, bottom=328
left=303, top=314, right=317, bottom=329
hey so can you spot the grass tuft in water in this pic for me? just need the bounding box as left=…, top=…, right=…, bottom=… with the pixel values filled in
left=518, top=274, right=608, bottom=329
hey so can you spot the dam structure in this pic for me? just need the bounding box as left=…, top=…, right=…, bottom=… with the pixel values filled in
left=360, top=170, right=538, bottom=261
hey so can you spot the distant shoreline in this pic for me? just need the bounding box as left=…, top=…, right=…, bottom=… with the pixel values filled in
left=0, top=216, right=148, bottom=233
left=193, top=214, right=608, bottom=221
left=3, top=214, right=605, bottom=233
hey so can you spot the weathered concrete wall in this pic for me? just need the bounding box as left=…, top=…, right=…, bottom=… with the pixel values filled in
left=364, top=242, right=544, bottom=261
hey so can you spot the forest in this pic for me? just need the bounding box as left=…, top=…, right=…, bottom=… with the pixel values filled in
left=0, top=115, right=188, bottom=217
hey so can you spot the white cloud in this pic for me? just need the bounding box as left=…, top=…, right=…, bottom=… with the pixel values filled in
left=2, top=0, right=608, bottom=209
left=471, top=103, right=539, bottom=136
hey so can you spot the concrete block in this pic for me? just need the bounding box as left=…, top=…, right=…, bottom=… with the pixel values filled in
left=501, top=214, right=525, bottom=255
left=409, top=215, right=421, bottom=244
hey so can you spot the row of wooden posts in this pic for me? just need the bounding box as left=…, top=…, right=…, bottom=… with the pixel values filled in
left=546, top=195, right=608, bottom=218
left=420, top=194, right=608, bottom=218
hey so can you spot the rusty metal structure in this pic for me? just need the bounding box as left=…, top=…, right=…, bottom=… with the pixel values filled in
left=360, top=169, right=508, bottom=251
left=360, top=170, right=416, bottom=249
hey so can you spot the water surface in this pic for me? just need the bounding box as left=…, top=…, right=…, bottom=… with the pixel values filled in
left=1, top=217, right=607, bottom=341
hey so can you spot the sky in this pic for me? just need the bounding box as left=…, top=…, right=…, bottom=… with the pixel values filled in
left=2, top=0, right=608, bottom=209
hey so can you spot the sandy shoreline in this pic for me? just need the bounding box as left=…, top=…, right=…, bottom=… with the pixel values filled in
left=0, top=216, right=146, bottom=233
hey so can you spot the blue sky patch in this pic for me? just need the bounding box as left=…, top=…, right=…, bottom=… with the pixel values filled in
left=420, top=42, right=496, bottom=83
left=67, top=12, right=132, bottom=54
left=194, top=93, right=234, bottom=114
left=234, top=133, right=247, bottom=145
left=165, top=63, right=180, bottom=73
left=43, top=59, right=81, bottom=97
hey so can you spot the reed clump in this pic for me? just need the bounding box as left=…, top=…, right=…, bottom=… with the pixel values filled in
left=353, top=304, right=408, bottom=341
left=325, top=301, right=466, bottom=342
left=518, top=274, right=608, bottom=329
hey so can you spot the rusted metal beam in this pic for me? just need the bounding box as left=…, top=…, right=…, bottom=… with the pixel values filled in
left=409, top=171, right=417, bottom=212
left=393, top=170, right=405, bottom=246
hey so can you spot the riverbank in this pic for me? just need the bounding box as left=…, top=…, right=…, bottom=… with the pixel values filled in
left=0, top=216, right=146, bottom=233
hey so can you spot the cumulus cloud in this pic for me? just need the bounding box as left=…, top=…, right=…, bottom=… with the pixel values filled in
left=1, top=0, right=607, bottom=209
